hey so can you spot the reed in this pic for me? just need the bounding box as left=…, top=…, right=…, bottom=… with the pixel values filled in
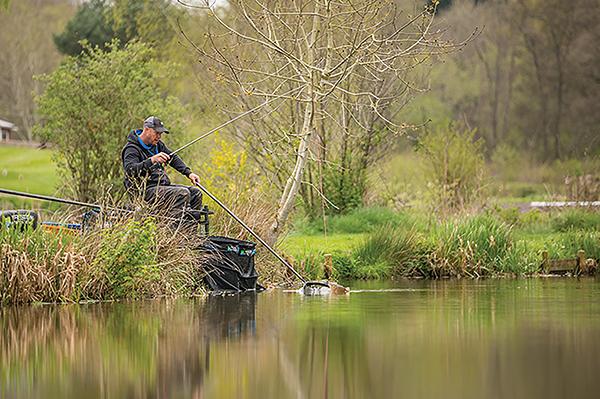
left=0, top=208, right=205, bottom=305
left=350, top=224, right=428, bottom=279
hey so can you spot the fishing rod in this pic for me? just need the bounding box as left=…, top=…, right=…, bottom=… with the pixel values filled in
left=167, top=85, right=305, bottom=158
left=0, top=188, right=105, bottom=211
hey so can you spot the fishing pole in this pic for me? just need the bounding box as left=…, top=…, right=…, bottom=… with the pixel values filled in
left=0, top=188, right=105, bottom=211
left=167, top=85, right=305, bottom=158
left=0, top=187, right=202, bottom=225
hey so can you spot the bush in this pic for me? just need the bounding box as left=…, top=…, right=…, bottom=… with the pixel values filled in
left=35, top=40, right=187, bottom=201
left=551, top=209, right=600, bottom=232
left=417, top=122, right=487, bottom=213
left=95, top=218, right=160, bottom=299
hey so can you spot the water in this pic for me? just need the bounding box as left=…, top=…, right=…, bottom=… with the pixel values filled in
left=2, top=278, right=600, bottom=399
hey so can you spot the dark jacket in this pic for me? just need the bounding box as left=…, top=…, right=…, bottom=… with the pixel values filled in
left=122, top=129, right=191, bottom=192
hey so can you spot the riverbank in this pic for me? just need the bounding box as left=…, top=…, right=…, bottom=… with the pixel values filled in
left=0, top=217, right=205, bottom=304
left=1, top=206, right=599, bottom=305
left=281, top=207, right=600, bottom=280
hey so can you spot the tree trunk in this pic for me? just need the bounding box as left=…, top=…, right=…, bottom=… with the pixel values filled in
left=269, top=100, right=315, bottom=242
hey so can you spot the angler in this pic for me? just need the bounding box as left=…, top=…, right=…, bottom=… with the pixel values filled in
left=122, top=116, right=202, bottom=230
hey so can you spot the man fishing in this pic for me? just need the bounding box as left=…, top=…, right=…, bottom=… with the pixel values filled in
left=122, top=116, right=202, bottom=228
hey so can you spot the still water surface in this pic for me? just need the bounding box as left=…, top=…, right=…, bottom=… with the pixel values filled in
left=2, top=278, right=600, bottom=399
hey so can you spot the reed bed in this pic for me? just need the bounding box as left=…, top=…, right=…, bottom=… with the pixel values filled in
left=0, top=208, right=205, bottom=305
left=290, top=208, right=600, bottom=280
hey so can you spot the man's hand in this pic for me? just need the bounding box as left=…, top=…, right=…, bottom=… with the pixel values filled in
left=188, top=172, right=200, bottom=185
left=150, top=152, right=170, bottom=164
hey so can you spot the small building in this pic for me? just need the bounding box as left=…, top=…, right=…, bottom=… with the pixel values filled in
left=0, top=118, right=18, bottom=141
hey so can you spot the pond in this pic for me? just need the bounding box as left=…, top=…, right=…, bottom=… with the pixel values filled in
left=2, top=278, right=600, bottom=398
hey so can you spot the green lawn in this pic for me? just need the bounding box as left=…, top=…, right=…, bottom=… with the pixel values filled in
left=0, top=145, right=58, bottom=195
left=280, top=232, right=366, bottom=256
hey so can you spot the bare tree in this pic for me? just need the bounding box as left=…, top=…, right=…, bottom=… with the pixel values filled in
left=0, top=0, right=74, bottom=141
left=178, top=0, right=473, bottom=241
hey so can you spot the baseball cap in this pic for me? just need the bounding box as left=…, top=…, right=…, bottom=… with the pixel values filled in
left=143, top=116, right=169, bottom=133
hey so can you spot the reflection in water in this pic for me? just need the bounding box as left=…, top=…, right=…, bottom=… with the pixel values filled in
left=1, top=279, right=600, bottom=398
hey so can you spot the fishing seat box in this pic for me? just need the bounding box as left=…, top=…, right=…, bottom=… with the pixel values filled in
left=0, top=210, right=38, bottom=231
left=197, top=236, right=264, bottom=293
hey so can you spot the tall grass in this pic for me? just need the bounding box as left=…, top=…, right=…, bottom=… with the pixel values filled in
left=551, top=209, right=600, bottom=232
left=0, top=212, right=204, bottom=305
left=327, top=212, right=598, bottom=280
left=350, top=225, right=427, bottom=278
left=430, top=216, right=516, bottom=276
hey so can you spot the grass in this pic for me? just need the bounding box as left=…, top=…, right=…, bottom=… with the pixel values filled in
left=291, top=206, right=429, bottom=235
left=280, top=233, right=366, bottom=254
left=0, top=212, right=205, bottom=305
left=282, top=207, right=600, bottom=281
left=0, top=146, right=58, bottom=195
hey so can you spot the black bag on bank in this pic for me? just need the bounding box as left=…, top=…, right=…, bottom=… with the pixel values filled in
left=198, top=236, right=264, bottom=293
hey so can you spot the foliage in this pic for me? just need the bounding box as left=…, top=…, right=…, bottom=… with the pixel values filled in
left=35, top=40, right=186, bottom=201
left=352, top=224, right=427, bottom=278
left=430, top=215, right=517, bottom=275
left=53, top=0, right=177, bottom=56
left=293, top=206, right=425, bottom=235
left=551, top=209, right=600, bottom=232
left=188, top=0, right=463, bottom=239
left=535, top=229, right=600, bottom=260
left=417, top=123, right=487, bottom=213
left=0, top=211, right=204, bottom=305
left=195, top=133, right=263, bottom=199
left=320, top=162, right=366, bottom=216
left=0, top=224, right=91, bottom=304
left=95, top=218, right=159, bottom=299
left=53, top=0, right=114, bottom=56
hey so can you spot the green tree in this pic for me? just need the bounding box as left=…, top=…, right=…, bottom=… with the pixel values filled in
left=54, top=0, right=178, bottom=56
left=53, top=0, right=114, bottom=56
left=35, top=40, right=186, bottom=201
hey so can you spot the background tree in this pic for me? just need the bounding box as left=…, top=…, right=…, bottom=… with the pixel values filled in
left=54, top=0, right=178, bottom=56
left=181, top=0, right=471, bottom=240
left=406, top=0, right=599, bottom=161
left=0, top=0, right=74, bottom=141
left=35, top=41, right=187, bottom=201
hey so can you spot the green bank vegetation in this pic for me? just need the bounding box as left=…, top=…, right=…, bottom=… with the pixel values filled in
left=283, top=207, right=600, bottom=281
left=0, top=217, right=204, bottom=305
left=0, top=0, right=599, bottom=303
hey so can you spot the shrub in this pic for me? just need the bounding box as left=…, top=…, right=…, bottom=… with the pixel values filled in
left=417, top=122, right=487, bottom=213
left=95, top=218, right=161, bottom=299
left=35, top=40, right=187, bottom=201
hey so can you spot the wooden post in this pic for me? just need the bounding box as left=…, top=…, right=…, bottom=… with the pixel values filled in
left=577, top=250, right=586, bottom=275
left=541, top=250, right=549, bottom=274
left=324, top=254, right=333, bottom=280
